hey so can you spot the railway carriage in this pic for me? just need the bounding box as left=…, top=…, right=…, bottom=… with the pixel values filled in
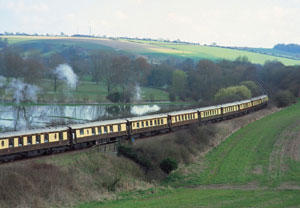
left=127, top=114, right=169, bottom=136
left=251, top=95, right=268, bottom=109
left=239, top=99, right=252, bottom=112
left=68, top=119, right=128, bottom=145
left=0, top=126, right=70, bottom=160
left=198, top=105, right=222, bottom=122
left=221, top=101, right=240, bottom=118
left=169, top=109, right=198, bottom=127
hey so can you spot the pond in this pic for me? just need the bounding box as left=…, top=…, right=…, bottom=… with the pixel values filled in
left=0, top=103, right=189, bottom=132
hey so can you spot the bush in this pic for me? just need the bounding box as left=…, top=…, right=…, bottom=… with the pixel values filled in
left=159, top=157, right=178, bottom=174
left=117, top=145, right=152, bottom=170
left=106, top=92, right=121, bottom=103
left=274, top=90, right=297, bottom=107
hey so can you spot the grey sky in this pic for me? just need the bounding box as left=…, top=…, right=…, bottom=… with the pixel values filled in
left=0, top=0, right=299, bottom=47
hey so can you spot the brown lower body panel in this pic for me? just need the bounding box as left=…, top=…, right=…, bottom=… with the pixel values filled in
left=75, top=131, right=128, bottom=144
left=0, top=140, right=70, bottom=156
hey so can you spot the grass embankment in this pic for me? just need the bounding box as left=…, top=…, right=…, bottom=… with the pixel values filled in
left=80, top=103, right=300, bottom=207
left=0, top=150, right=149, bottom=208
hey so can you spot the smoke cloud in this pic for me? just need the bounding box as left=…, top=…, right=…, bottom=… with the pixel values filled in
left=6, top=79, right=40, bottom=103
left=55, top=64, right=78, bottom=89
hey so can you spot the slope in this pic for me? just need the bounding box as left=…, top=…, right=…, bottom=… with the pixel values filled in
left=2, top=36, right=300, bottom=65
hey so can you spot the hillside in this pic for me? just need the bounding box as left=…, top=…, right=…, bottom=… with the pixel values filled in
left=79, top=102, right=300, bottom=208
left=2, top=36, right=300, bottom=66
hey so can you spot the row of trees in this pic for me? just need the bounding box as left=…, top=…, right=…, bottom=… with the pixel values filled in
left=1, top=37, right=300, bottom=105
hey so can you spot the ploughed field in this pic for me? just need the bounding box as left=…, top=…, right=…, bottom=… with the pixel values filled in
left=79, top=102, right=300, bottom=207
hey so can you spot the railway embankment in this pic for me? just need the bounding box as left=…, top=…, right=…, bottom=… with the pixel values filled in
left=0, top=106, right=280, bottom=207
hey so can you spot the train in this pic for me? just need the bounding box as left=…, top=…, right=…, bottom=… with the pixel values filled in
left=0, top=95, right=268, bottom=161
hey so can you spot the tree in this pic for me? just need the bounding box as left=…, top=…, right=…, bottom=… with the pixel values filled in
left=131, top=57, right=151, bottom=85
left=214, top=85, right=251, bottom=104
left=274, top=90, right=296, bottom=107
left=3, top=50, right=25, bottom=78
left=111, top=56, right=133, bottom=102
left=235, top=55, right=250, bottom=63
left=147, top=63, right=174, bottom=88
left=187, top=60, right=222, bottom=101
left=179, top=58, right=195, bottom=72
left=171, top=70, right=186, bottom=100
left=47, top=53, right=66, bottom=91
left=23, top=58, right=44, bottom=85
left=91, top=52, right=113, bottom=92
left=240, top=81, right=261, bottom=97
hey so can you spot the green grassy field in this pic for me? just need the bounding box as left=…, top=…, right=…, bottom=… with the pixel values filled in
left=1, top=77, right=169, bottom=103
left=165, top=102, right=300, bottom=188
left=3, top=36, right=300, bottom=66
left=251, top=47, right=300, bottom=60
left=78, top=188, right=300, bottom=208
left=78, top=102, right=300, bottom=207
left=127, top=40, right=300, bottom=65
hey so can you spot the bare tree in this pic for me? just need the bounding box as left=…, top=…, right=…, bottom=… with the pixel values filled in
left=47, top=53, right=65, bottom=92
left=91, top=52, right=113, bottom=93
left=3, top=50, right=25, bottom=78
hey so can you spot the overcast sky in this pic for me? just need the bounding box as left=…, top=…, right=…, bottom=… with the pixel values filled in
left=0, top=0, right=299, bottom=47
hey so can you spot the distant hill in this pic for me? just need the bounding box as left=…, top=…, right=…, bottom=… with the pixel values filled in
left=2, top=35, right=300, bottom=66
left=274, top=43, right=300, bottom=53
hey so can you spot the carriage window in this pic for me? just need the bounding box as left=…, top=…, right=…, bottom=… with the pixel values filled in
left=161, top=119, right=164, bottom=124
left=150, top=120, right=153, bottom=126
left=59, top=132, right=63, bottom=141
left=154, top=120, right=157, bottom=125
left=1, top=140, right=4, bottom=147
left=98, top=127, right=102, bottom=134
left=36, top=135, right=41, bottom=144
left=142, top=122, right=144, bottom=127
left=104, top=126, right=107, bottom=133
left=92, top=128, right=95, bottom=135
left=110, top=125, right=113, bottom=132
left=9, top=139, right=14, bottom=147
left=80, top=129, right=84, bottom=135
left=19, top=137, right=23, bottom=146
left=137, top=122, right=140, bottom=128
left=45, top=134, right=49, bottom=143
left=146, top=121, right=148, bottom=127
left=118, top=124, right=121, bottom=132
left=158, top=119, right=160, bottom=125
left=28, top=136, right=32, bottom=145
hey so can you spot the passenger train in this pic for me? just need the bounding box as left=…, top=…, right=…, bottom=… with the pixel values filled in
left=0, top=95, right=268, bottom=161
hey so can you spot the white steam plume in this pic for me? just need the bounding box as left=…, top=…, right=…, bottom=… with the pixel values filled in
left=133, top=83, right=142, bottom=102
left=0, top=76, right=6, bottom=88
left=6, top=79, right=40, bottom=103
left=130, top=105, right=160, bottom=116
left=55, top=64, right=78, bottom=89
